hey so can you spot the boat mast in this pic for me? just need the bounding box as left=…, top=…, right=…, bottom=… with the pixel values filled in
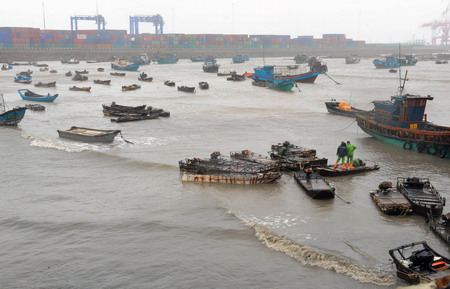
left=398, top=44, right=402, bottom=96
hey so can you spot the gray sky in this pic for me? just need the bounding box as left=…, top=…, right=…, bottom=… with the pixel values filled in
left=1, top=0, right=447, bottom=43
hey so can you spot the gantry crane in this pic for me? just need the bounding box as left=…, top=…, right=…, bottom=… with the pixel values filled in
left=129, top=14, right=164, bottom=35
left=70, top=15, right=106, bottom=33
left=421, top=3, right=450, bottom=45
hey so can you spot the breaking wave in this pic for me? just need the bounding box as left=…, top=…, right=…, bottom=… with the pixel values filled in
left=228, top=209, right=396, bottom=286
left=24, top=133, right=88, bottom=153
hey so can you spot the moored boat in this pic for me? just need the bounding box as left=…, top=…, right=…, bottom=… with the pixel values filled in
left=373, top=56, right=417, bottom=69
left=294, top=171, right=335, bottom=199
left=137, top=72, right=152, bottom=82
left=61, top=59, right=79, bottom=64
left=25, top=104, right=45, bottom=111
left=178, top=86, right=195, bottom=93
left=203, top=61, right=220, bottom=73
left=0, top=93, right=26, bottom=125
left=121, top=84, right=141, bottom=91
left=317, top=162, right=379, bottom=177
left=34, top=81, right=56, bottom=88
left=268, top=79, right=295, bottom=91
left=49, top=70, right=57, bottom=73
left=164, top=80, right=175, bottom=87
left=325, top=99, right=367, bottom=117
left=69, top=86, right=91, bottom=92
left=39, top=67, right=49, bottom=72
left=397, top=177, right=445, bottom=216
left=156, top=54, right=178, bottom=64
left=294, top=54, right=308, bottom=64
left=369, top=181, right=412, bottom=215
left=110, top=72, right=126, bottom=77
left=131, top=54, right=150, bottom=65
left=93, top=79, right=111, bottom=85
left=1, top=64, right=13, bottom=70
left=180, top=171, right=281, bottom=184
left=18, top=89, right=58, bottom=102
left=252, top=65, right=322, bottom=84
left=345, top=55, right=361, bottom=64
left=65, top=71, right=72, bottom=77
left=389, top=241, right=450, bottom=284
left=198, top=82, right=209, bottom=89
left=190, top=56, right=206, bottom=62
left=111, top=59, right=140, bottom=71
left=232, top=55, right=245, bottom=63
left=75, top=70, right=89, bottom=74
left=57, top=126, right=121, bottom=143
left=97, top=68, right=104, bottom=72
left=217, top=71, right=236, bottom=76
left=72, top=74, right=88, bottom=81
left=227, top=74, right=246, bottom=81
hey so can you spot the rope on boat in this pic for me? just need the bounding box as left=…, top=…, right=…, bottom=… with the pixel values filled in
left=333, top=190, right=351, bottom=204
left=119, top=131, right=133, bottom=144
left=295, top=83, right=302, bottom=92
left=335, top=119, right=356, bottom=132
left=324, top=73, right=342, bottom=85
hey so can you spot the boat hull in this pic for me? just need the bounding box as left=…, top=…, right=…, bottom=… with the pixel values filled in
left=252, top=69, right=320, bottom=84
left=180, top=172, right=281, bottom=184
left=0, top=107, right=26, bottom=125
left=111, top=63, right=140, bottom=71
left=18, top=89, right=58, bottom=102
left=294, top=172, right=335, bottom=199
left=57, top=128, right=120, bottom=143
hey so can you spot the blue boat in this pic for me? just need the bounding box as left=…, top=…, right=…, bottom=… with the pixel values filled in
left=252, top=65, right=321, bottom=83
left=0, top=94, right=26, bottom=126
left=156, top=54, right=178, bottom=64
left=232, top=55, right=245, bottom=63
left=131, top=54, right=150, bottom=65
left=267, top=79, right=295, bottom=91
left=111, top=59, right=140, bottom=71
left=18, top=89, right=58, bottom=102
left=373, top=56, right=418, bottom=69
left=243, top=55, right=250, bottom=61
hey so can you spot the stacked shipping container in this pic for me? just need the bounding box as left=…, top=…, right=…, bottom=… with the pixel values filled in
left=0, top=27, right=366, bottom=49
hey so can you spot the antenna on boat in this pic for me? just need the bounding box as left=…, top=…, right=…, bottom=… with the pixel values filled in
left=398, top=43, right=408, bottom=97
left=42, top=1, right=46, bottom=30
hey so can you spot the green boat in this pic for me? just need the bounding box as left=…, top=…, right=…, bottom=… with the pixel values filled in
left=268, top=79, right=295, bottom=91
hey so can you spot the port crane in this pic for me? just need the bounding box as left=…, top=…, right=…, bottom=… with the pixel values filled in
left=421, top=2, right=450, bottom=45
left=70, top=15, right=106, bottom=33
left=129, top=15, right=164, bottom=35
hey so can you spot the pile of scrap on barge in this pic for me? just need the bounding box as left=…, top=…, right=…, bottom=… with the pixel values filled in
left=269, top=141, right=328, bottom=170
left=179, top=152, right=282, bottom=185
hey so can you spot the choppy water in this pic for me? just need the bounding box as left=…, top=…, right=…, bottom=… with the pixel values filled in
left=2, top=58, right=450, bottom=289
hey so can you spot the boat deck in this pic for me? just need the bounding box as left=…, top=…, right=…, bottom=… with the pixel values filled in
left=370, top=189, right=412, bottom=215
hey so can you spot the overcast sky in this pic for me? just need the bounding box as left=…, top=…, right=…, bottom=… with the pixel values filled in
left=0, top=0, right=447, bottom=43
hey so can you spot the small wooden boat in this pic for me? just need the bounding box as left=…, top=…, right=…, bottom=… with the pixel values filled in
left=34, top=81, right=56, bottom=88
left=178, top=86, right=195, bottom=93
left=72, top=74, right=88, bottom=81
left=122, top=84, right=141, bottom=91
left=389, top=69, right=397, bottom=73
left=317, top=162, right=380, bottom=177
left=57, top=126, right=121, bottom=143
left=138, top=73, right=152, bottom=82
left=97, top=68, right=104, bottom=72
left=180, top=171, right=282, bottom=185
left=110, top=72, right=126, bottom=77
left=49, top=70, right=57, bottom=73
left=164, top=80, right=175, bottom=87
left=199, top=82, right=209, bottom=89
left=294, top=171, right=335, bottom=199
left=75, top=70, right=89, bottom=75
left=227, top=74, right=246, bottom=81
left=110, top=114, right=158, bottom=123
left=370, top=181, right=412, bottom=215
left=435, top=60, right=449, bottom=64
left=389, top=241, right=450, bottom=284
left=93, top=79, right=111, bottom=85
left=427, top=213, right=450, bottom=246
left=39, top=67, right=49, bottom=72
left=0, top=94, right=26, bottom=125
left=14, top=77, right=32, bottom=84
left=325, top=99, right=367, bottom=117
left=102, top=102, right=147, bottom=114
left=397, top=177, right=445, bottom=216
left=69, top=86, right=91, bottom=92
left=18, top=89, right=58, bottom=102
left=25, top=104, right=45, bottom=111
left=65, top=71, right=72, bottom=77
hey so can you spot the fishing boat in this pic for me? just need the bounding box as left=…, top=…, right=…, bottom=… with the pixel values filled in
left=356, top=71, right=450, bottom=158
left=75, top=70, right=89, bottom=75
left=317, top=162, right=379, bottom=177
left=155, top=54, right=178, bottom=64
left=57, top=126, right=121, bottom=143
left=131, top=53, right=150, bottom=65
left=373, top=56, right=418, bottom=69
left=389, top=241, right=450, bottom=284
left=178, top=86, right=195, bottom=93
left=110, top=72, right=126, bottom=77
left=294, top=171, right=335, bottom=199
left=61, top=59, right=79, bottom=64
left=294, top=54, right=308, bottom=64
left=0, top=93, right=26, bottom=125
left=14, top=72, right=32, bottom=84
left=227, top=74, right=246, bottom=81
left=267, top=79, right=295, bottom=91
left=232, top=55, right=245, bottom=63
left=325, top=99, right=368, bottom=117
left=25, top=104, right=45, bottom=111
left=72, top=74, right=88, bottom=81
left=1, top=64, right=13, bottom=70
left=198, top=82, right=209, bottom=89
left=397, top=177, right=445, bottom=216
left=111, top=59, right=140, bottom=71
left=93, top=80, right=111, bottom=85
left=97, top=68, right=104, bottom=72
left=345, top=55, right=361, bottom=64
left=164, top=80, right=175, bottom=87
left=203, top=61, right=220, bottom=73
left=369, top=181, right=412, bottom=215
left=122, top=84, right=141, bottom=91
left=69, top=86, right=91, bottom=92
left=34, top=81, right=56, bottom=88
left=427, top=213, right=450, bottom=246
left=252, top=65, right=322, bottom=84
left=137, top=72, right=152, bottom=82
left=190, top=56, right=206, bottom=62
left=18, top=89, right=58, bottom=102
left=65, top=71, right=72, bottom=77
